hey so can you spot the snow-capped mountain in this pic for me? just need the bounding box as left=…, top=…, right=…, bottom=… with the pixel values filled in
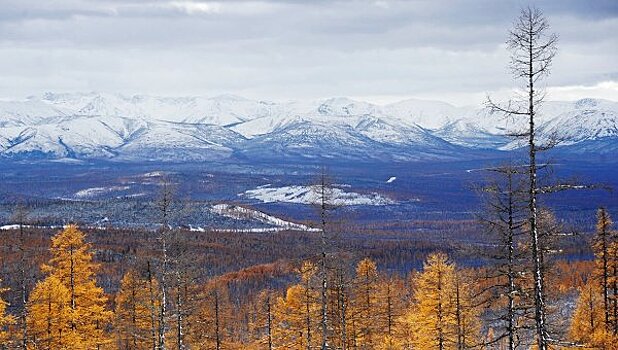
left=0, top=92, right=616, bottom=162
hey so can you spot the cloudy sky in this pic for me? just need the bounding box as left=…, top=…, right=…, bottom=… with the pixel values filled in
left=1, top=0, right=616, bottom=105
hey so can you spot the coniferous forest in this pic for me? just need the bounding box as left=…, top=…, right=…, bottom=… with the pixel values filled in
left=0, top=209, right=614, bottom=349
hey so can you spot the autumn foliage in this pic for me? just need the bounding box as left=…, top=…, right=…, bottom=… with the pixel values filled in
left=0, top=208, right=612, bottom=349
left=26, top=225, right=112, bottom=349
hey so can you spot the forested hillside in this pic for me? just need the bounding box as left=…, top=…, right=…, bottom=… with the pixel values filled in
left=0, top=203, right=613, bottom=349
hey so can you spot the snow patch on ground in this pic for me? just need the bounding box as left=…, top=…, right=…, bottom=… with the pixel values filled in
left=142, top=171, right=165, bottom=177
left=241, top=185, right=395, bottom=206
left=74, top=186, right=131, bottom=198
left=188, top=226, right=311, bottom=233
left=211, top=204, right=319, bottom=232
left=49, top=158, right=85, bottom=164
left=118, top=192, right=147, bottom=199
left=0, top=224, right=68, bottom=230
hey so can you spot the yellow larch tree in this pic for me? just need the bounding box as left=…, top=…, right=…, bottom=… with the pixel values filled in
left=186, top=282, right=233, bottom=350
left=27, top=225, right=112, bottom=349
left=0, top=279, right=16, bottom=346
left=273, top=261, right=320, bottom=349
left=405, top=252, right=481, bottom=350
left=247, top=289, right=278, bottom=350
left=375, top=334, right=407, bottom=350
left=115, top=268, right=161, bottom=350
left=610, top=241, right=618, bottom=337
left=351, top=257, right=381, bottom=348
left=568, top=208, right=618, bottom=349
left=26, top=275, right=72, bottom=349
left=376, top=275, right=407, bottom=349
left=569, top=279, right=607, bottom=347
left=592, top=208, right=616, bottom=332
left=452, top=269, right=482, bottom=350
left=407, top=252, right=457, bottom=350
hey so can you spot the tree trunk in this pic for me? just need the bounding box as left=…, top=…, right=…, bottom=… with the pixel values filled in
left=267, top=294, right=273, bottom=350
left=437, top=268, right=444, bottom=350
left=176, top=273, right=184, bottom=350
left=527, top=27, right=548, bottom=350
left=215, top=290, right=221, bottom=350
left=147, top=261, right=158, bottom=350
left=507, top=171, right=517, bottom=350
left=159, top=236, right=168, bottom=350
left=305, top=282, right=312, bottom=350
left=319, top=176, right=329, bottom=350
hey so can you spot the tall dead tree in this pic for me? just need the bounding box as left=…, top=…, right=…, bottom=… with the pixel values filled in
left=487, top=7, right=558, bottom=349
left=333, top=266, right=351, bottom=350
left=311, top=170, right=339, bottom=350
left=169, top=228, right=197, bottom=350
left=11, top=204, right=32, bottom=350
left=265, top=292, right=274, bottom=350
left=317, top=172, right=331, bottom=350
left=155, top=178, right=177, bottom=350
left=478, top=166, right=531, bottom=350
left=154, top=177, right=195, bottom=350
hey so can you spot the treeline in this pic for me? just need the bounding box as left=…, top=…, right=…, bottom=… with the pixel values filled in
left=0, top=208, right=614, bottom=349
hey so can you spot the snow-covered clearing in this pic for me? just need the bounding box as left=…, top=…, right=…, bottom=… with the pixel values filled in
left=142, top=171, right=165, bottom=177
left=241, top=185, right=395, bottom=206
left=74, top=186, right=131, bottom=198
left=211, top=204, right=319, bottom=232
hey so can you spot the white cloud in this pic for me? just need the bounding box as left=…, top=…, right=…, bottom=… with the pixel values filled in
left=0, top=0, right=615, bottom=103
left=373, top=1, right=390, bottom=9
left=166, top=1, right=222, bottom=15
left=548, top=81, right=618, bottom=101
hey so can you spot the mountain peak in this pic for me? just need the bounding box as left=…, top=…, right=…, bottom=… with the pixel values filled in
left=1, top=93, right=617, bottom=162
left=209, top=94, right=252, bottom=102
left=575, top=98, right=599, bottom=109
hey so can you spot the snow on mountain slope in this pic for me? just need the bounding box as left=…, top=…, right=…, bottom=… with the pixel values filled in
left=501, top=99, right=618, bottom=150
left=540, top=99, right=618, bottom=144
left=0, top=114, right=245, bottom=161
left=115, top=122, right=244, bottom=161
left=230, top=97, right=380, bottom=138
left=230, top=97, right=461, bottom=158
left=238, top=120, right=376, bottom=161
left=0, top=99, right=71, bottom=127
left=354, top=115, right=450, bottom=146
left=38, top=92, right=273, bottom=126
left=433, top=119, right=511, bottom=149
left=1, top=93, right=617, bottom=162
left=383, top=98, right=472, bottom=129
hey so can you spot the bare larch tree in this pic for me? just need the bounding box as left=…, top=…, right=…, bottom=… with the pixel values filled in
left=11, top=203, right=32, bottom=350
left=317, top=172, right=331, bottom=350
left=487, top=7, right=558, bottom=350
left=478, top=165, right=531, bottom=350
left=311, top=169, right=338, bottom=350
left=155, top=177, right=176, bottom=350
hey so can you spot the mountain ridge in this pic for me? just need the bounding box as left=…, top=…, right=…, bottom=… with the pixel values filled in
left=1, top=92, right=617, bottom=162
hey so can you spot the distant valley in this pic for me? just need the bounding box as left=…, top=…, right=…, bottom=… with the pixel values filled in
left=1, top=93, right=616, bottom=231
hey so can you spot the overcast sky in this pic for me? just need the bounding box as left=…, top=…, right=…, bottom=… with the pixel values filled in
left=1, top=0, right=616, bottom=105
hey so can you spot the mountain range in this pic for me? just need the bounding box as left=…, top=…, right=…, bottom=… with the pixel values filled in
left=1, top=92, right=616, bottom=163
